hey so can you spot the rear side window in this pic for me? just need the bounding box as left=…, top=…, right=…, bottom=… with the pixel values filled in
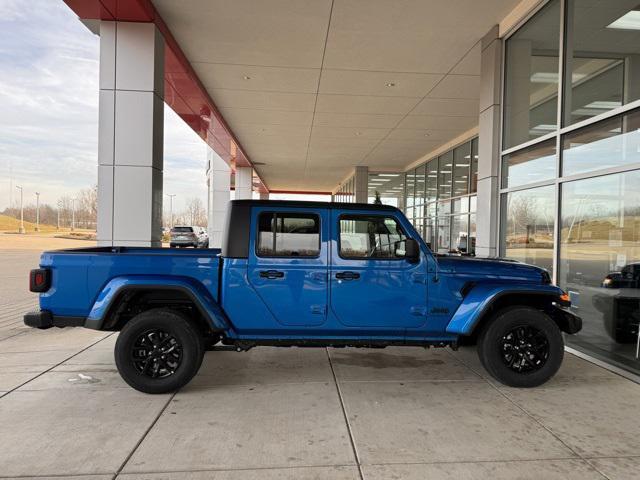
left=257, top=213, right=320, bottom=257
left=171, top=227, right=193, bottom=233
left=339, top=215, right=407, bottom=259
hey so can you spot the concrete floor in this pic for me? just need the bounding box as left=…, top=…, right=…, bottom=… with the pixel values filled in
left=1, top=251, right=640, bottom=479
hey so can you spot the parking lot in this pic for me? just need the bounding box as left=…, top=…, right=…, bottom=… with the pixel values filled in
left=0, top=248, right=639, bottom=479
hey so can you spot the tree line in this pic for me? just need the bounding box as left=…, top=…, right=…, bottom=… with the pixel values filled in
left=3, top=186, right=208, bottom=230
left=2, top=186, right=97, bottom=229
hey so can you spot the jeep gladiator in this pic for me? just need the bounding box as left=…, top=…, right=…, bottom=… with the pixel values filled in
left=25, top=200, right=582, bottom=393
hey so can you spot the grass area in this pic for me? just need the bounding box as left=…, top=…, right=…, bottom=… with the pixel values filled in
left=0, top=214, right=58, bottom=233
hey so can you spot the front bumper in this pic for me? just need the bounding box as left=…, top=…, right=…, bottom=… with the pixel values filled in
left=550, top=305, right=582, bottom=334
left=24, top=311, right=85, bottom=329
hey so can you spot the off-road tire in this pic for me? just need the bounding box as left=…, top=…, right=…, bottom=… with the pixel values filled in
left=478, top=306, right=563, bottom=388
left=115, top=308, right=204, bottom=394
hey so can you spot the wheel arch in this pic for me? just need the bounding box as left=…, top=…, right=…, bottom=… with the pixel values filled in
left=85, top=276, right=231, bottom=334
left=446, top=284, right=575, bottom=338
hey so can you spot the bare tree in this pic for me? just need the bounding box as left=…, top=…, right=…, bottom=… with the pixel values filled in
left=184, top=197, right=207, bottom=226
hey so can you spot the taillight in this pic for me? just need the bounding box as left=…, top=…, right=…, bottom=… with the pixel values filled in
left=29, top=268, right=51, bottom=293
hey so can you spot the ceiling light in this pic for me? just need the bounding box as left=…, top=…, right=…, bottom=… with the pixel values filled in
left=243, top=75, right=251, bottom=80
left=423, top=133, right=431, bottom=137
left=378, top=173, right=399, bottom=177
left=456, top=163, right=469, bottom=167
left=355, top=132, right=363, bottom=136
left=385, top=82, right=396, bottom=87
left=607, top=9, right=640, bottom=30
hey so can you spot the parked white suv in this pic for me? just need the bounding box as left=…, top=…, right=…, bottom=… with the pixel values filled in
left=169, top=226, right=209, bottom=248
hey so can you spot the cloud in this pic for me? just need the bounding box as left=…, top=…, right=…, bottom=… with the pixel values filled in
left=0, top=0, right=208, bottom=216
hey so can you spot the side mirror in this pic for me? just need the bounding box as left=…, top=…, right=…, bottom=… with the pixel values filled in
left=396, top=238, right=420, bottom=263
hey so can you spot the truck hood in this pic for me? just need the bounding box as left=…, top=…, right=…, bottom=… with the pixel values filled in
left=435, top=255, right=549, bottom=284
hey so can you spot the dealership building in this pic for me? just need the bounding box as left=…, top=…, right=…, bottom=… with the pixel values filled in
left=65, top=0, right=639, bottom=377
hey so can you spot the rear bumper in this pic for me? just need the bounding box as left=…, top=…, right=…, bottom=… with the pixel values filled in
left=24, top=311, right=85, bottom=329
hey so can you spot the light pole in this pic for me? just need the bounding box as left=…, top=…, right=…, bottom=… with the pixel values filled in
left=71, top=198, right=76, bottom=232
left=57, top=200, right=61, bottom=231
left=16, top=185, right=25, bottom=234
left=35, top=192, right=40, bottom=232
left=165, top=194, right=176, bottom=229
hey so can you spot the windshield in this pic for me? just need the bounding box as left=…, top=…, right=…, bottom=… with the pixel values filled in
left=171, top=227, right=193, bottom=233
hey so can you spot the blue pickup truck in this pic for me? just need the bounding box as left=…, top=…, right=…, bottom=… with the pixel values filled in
left=25, top=200, right=581, bottom=393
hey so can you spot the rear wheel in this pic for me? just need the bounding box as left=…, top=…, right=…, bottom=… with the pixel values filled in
left=478, top=306, right=563, bottom=388
left=115, top=308, right=204, bottom=394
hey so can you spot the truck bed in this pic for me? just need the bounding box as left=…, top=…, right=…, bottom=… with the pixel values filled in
left=38, top=247, right=221, bottom=317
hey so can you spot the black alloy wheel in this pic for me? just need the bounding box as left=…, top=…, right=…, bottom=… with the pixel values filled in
left=498, top=325, right=549, bottom=373
left=132, top=329, right=183, bottom=379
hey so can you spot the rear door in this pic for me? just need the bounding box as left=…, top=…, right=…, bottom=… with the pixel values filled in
left=248, top=207, right=329, bottom=326
left=330, top=210, right=428, bottom=330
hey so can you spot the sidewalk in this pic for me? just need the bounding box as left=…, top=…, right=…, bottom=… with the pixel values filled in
left=1, top=251, right=639, bottom=479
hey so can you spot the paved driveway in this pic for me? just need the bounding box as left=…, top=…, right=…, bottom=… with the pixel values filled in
left=1, top=250, right=639, bottom=479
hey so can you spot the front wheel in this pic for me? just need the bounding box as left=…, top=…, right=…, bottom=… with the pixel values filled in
left=115, top=308, right=204, bottom=394
left=478, top=306, right=564, bottom=388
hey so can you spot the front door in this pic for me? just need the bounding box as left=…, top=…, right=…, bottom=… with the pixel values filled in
left=248, top=208, right=329, bottom=327
left=330, top=211, right=428, bottom=331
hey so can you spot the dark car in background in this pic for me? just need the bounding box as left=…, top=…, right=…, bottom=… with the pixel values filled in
left=169, top=226, right=208, bottom=248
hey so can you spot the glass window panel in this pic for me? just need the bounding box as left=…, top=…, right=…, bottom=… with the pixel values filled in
left=405, top=170, right=416, bottom=207
left=425, top=159, right=439, bottom=203
left=502, top=139, right=556, bottom=188
left=368, top=172, right=405, bottom=208
left=470, top=138, right=479, bottom=194
left=437, top=216, right=451, bottom=253
left=560, top=171, right=640, bottom=375
left=438, top=151, right=453, bottom=199
left=339, top=215, right=407, bottom=259
left=257, top=213, right=320, bottom=257
left=501, top=185, right=555, bottom=272
left=469, top=213, right=477, bottom=256
left=564, top=0, right=640, bottom=126
left=469, top=195, right=477, bottom=213
left=503, top=0, right=561, bottom=149
left=451, top=214, right=471, bottom=254
left=452, top=197, right=469, bottom=214
left=425, top=217, right=436, bottom=250
left=562, top=110, right=640, bottom=177
left=414, top=165, right=426, bottom=206
left=453, top=143, right=471, bottom=197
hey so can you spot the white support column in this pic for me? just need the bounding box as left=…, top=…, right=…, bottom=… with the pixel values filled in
left=476, top=26, right=502, bottom=258
left=97, top=21, right=164, bottom=247
left=354, top=166, right=369, bottom=203
left=207, top=148, right=231, bottom=249
left=235, top=166, right=253, bottom=200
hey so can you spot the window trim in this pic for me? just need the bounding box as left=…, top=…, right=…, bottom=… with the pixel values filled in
left=337, top=213, right=410, bottom=261
left=255, top=211, right=321, bottom=259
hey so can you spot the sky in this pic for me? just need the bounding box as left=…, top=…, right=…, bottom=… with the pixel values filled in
left=0, top=0, right=208, bottom=214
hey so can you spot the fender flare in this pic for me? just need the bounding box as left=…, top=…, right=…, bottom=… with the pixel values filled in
left=84, top=276, right=231, bottom=332
left=445, top=283, right=566, bottom=335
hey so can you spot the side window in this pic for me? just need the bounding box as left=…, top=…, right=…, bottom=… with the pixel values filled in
left=339, top=215, right=407, bottom=259
left=257, top=213, right=320, bottom=257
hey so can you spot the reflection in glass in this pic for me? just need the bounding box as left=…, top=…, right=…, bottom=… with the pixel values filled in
left=565, top=0, right=640, bottom=125
left=503, top=0, right=561, bottom=148
left=501, top=185, right=555, bottom=272
left=453, top=143, right=471, bottom=197
left=560, top=171, right=640, bottom=374
left=438, top=151, right=453, bottom=199
left=502, top=139, right=556, bottom=188
left=562, top=110, right=640, bottom=177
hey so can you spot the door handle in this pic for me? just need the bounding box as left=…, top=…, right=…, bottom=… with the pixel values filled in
left=335, top=271, right=360, bottom=280
left=259, top=270, right=284, bottom=279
